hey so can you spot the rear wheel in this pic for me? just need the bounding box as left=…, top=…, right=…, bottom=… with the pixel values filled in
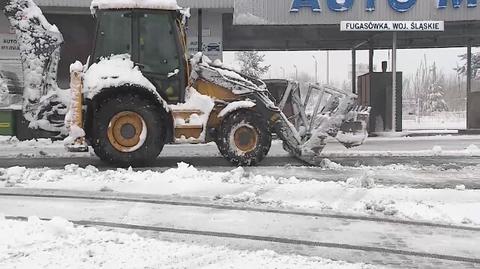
left=216, top=110, right=271, bottom=166
left=91, top=93, right=166, bottom=167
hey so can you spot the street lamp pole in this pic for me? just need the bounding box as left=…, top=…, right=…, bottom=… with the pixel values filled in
left=326, top=51, right=330, bottom=85
left=312, top=55, right=318, bottom=84
left=293, top=64, right=298, bottom=81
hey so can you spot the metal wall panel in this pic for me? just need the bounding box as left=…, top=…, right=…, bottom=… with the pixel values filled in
left=178, top=0, right=234, bottom=9
left=34, top=0, right=234, bottom=9
left=35, top=0, right=91, bottom=8
left=234, top=0, right=480, bottom=25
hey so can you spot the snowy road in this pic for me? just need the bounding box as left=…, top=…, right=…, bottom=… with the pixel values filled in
left=0, top=135, right=480, bottom=168
left=1, top=190, right=479, bottom=269
left=1, top=135, right=480, bottom=268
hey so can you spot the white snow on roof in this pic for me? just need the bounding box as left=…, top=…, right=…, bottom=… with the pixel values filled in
left=90, top=0, right=181, bottom=12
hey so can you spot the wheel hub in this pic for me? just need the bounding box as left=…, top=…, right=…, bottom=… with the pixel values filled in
left=107, top=111, right=147, bottom=152
left=233, top=125, right=258, bottom=153
left=120, top=123, right=136, bottom=139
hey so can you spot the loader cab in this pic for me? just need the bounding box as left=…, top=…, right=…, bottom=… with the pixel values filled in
left=92, top=9, right=187, bottom=103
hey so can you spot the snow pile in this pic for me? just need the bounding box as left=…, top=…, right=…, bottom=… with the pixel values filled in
left=69, top=60, right=84, bottom=73
left=190, top=52, right=266, bottom=95
left=218, top=100, right=256, bottom=118
left=63, top=125, right=86, bottom=145
left=345, top=170, right=375, bottom=188
left=335, top=130, right=368, bottom=147
left=455, top=184, right=466, bottom=191
left=5, top=0, right=69, bottom=134
left=0, top=217, right=375, bottom=269
left=432, top=145, right=443, bottom=155
left=465, top=144, right=480, bottom=155
left=169, top=88, right=215, bottom=141
left=364, top=200, right=398, bottom=216
left=3, top=163, right=480, bottom=226
left=91, top=0, right=181, bottom=12
left=83, top=54, right=167, bottom=108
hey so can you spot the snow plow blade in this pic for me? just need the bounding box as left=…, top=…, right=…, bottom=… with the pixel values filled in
left=269, top=82, right=371, bottom=166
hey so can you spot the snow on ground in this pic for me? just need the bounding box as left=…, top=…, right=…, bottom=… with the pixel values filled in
left=0, top=216, right=376, bottom=269
left=403, top=112, right=466, bottom=130
left=0, top=136, right=89, bottom=158
left=1, top=162, right=480, bottom=227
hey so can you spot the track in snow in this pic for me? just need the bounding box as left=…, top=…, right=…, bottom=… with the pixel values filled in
left=4, top=215, right=480, bottom=265
left=2, top=189, right=480, bottom=268
left=1, top=189, right=478, bottom=232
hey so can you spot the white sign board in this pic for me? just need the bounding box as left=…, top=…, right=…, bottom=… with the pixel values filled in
left=187, top=37, right=223, bottom=61
left=341, top=21, right=444, bottom=32
left=0, top=34, right=20, bottom=59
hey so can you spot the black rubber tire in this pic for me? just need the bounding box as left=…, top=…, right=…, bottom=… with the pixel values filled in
left=91, top=93, right=166, bottom=167
left=216, top=110, right=272, bottom=166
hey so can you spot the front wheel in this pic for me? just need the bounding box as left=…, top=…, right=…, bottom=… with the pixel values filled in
left=91, top=93, right=166, bottom=167
left=216, top=110, right=272, bottom=166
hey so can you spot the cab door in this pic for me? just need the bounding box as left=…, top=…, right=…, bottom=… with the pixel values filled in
left=134, top=11, right=186, bottom=104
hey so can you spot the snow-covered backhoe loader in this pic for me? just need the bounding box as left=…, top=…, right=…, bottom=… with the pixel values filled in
left=4, top=0, right=370, bottom=167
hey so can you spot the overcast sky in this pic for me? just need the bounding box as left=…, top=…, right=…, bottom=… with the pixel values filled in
left=224, top=47, right=479, bottom=86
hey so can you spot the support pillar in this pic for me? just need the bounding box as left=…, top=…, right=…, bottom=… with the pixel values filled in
left=352, top=49, right=356, bottom=94
left=392, top=32, right=398, bottom=132
left=369, top=47, right=374, bottom=73
left=467, top=42, right=472, bottom=129
left=197, top=9, right=203, bottom=53
left=326, top=51, right=330, bottom=85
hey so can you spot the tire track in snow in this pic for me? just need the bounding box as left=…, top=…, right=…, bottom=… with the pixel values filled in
left=1, top=189, right=479, bottom=232
left=5, top=215, right=480, bottom=264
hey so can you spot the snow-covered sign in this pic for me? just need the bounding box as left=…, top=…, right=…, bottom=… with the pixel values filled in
left=341, top=21, right=445, bottom=32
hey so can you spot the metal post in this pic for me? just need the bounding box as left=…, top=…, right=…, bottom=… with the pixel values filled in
left=467, top=42, right=472, bottom=129
left=369, top=47, right=374, bottom=73
left=293, top=65, right=298, bottom=81
left=197, top=9, right=203, bottom=53
left=326, top=51, right=330, bottom=84
left=312, top=55, right=318, bottom=84
left=352, top=49, right=356, bottom=94
left=392, top=32, right=398, bottom=132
